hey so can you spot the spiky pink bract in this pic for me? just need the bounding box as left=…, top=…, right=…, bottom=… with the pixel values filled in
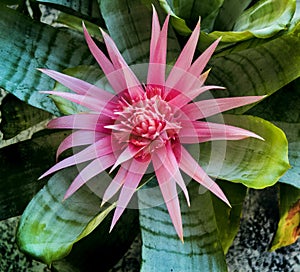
left=39, top=7, right=264, bottom=241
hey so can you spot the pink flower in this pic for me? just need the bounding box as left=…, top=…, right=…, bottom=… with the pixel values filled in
left=39, top=7, right=263, bottom=241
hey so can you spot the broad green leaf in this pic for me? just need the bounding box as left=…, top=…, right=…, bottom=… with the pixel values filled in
left=0, top=4, right=95, bottom=115
left=139, top=182, right=227, bottom=272
left=233, top=0, right=296, bottom=38
left=206, top=0, right=295, bottom=44
left=158, top=0, right=192, bottom=35
left=52, top=204, right=139, bottom=272
left=247, top=78, right=300, bottom=188
left=289, top=0, right=300, bottom=30
left=0, top=130, right=67, bottom=220
left=199, top=114, right=289, bottom=189
left=159, top=0, right=224, bottom=32
left=161, top=0, right=295, bottom=46
left=207, top=23, right=300, bottom=110
left=34, top=0, right=101, bottom=20
left=100, top=0, right=180, bottom=64
left=270, top=183, right=300, bottom=251
left=17, top=166, right=139, bottom=266
left=56, top=12, right=105, bottom=39
left=212, top=181, right=247, bottom=253
left=214, top=0, right=252, bottom=31
left=0, top=94, right=52, bottom=140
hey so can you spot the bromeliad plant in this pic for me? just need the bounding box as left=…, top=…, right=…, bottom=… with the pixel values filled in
left=0, top=0, right=300, bottom=271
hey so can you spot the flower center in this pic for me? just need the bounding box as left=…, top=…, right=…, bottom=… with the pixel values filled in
left=111, top=86, right=181, bottom=159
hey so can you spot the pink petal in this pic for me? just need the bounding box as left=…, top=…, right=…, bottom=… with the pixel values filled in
left=188, top=38, right=221, bottom=78
left=109, top=145, right=145, bottom=173
left=101, top=28, right=145, bottom=99
left=83, top=23, right=125, bottom=93
left=149, top=5, right=160, bottom=60
left=147, top=15, right=170, bottom=86
left=152, top=143, right=190, bottom=206
left=47, top=114, right=111, bottom=133
left=116, top=59, right=144, bottom=102
left=40, top=91, right=115, bottom=116
left=39, top=136, right=113, bottom=179
left=169, top=85, right=225, bottom=109
left=38, top=68, right=113, bottom=100
left=100, top=28, right=129, bottom=71
left=181, top=96, right=266, bottom=120
left=165, top=69, right=211, bottom=102
left=165, top=20, right=200, bottom=87
left=179, top=120, right=264, bottom=143
left=179, top=146, right=230, bottom=207
left=56, top=130, right=104, bottom=159
left=101, top=161, right=130, bottom=206
left=110, top=159, right=149, bottom=232
left=64, top=154, right=116, bottom=199
left=152, top=151, right=183, bottom=241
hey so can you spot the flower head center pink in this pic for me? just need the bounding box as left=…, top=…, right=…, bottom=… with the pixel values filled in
left=112, top=86, right=181, bottom=157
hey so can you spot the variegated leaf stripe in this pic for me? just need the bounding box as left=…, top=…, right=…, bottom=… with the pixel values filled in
left=0, top=5, right=95, bottom=115
left=139, top=182, right=227, bottom=272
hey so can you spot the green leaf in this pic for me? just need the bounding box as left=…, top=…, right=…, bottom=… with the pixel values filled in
left=275, top=122, right=300, bottom=188
left=0, top=94, right=52, bottom=140
left=139, top=181, right=227, bottom=272
left=214, top=0, right=252, bottom=31
left=205, top=0, right=295, bottom=44
left=16, top=166, right=134, bottom=265
left=207, top=23, right=300, bottom=109
left=212, top=181, right=247, bottom=253
left=56, top=12, right=105, bottom=39
left=0, top=4, right=95, bottom=115
left=159, top=0, right=224, bottom=32
left=158, top=0, right=192, bottom=35
left=270, top=183, right=300, bottom=251
left=52, top=206, right=139, bottom=271
left=247, top=78, right=300, bottom=188
left=100, top=0, right=180, bottom=64
left=199, top=115, right=289, bottom=189
left=0, top=130, right=68, bottom=220
left=233, top=0, right=296, bottom=38
left=34, top=0, right=101, bottom=20
left=289, top=0, right=300, bottom=30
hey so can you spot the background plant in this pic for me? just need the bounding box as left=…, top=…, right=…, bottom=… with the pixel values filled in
left=0, top=0, right=299, bottom=271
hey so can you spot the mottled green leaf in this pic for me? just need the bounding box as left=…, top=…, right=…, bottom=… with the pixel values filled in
left=139, top=182, right=227, bottom=272
left=212, top=181, right=247, bottom=253
left=0, top=130, right=68, bottom=220
left=0, top=94, right=52, bottom=140
left=100, top=0, right=180, bottom=64
left=0, top=4, right=95, bottom=115
left=17, top=166, right=138, bottom=266
left=34, top=0, right=101, bottom=20
left=270, top=183, right=300, bottom=251
left=207, top=23, right=300, bottom=109
left=199, top=114, right=289, bottom=189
